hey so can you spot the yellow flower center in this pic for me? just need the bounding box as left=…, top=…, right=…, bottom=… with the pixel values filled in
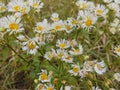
left=80, top=3, right=86, bottom=9
left=60, top=43, right=66, bottom=48
left=27, top=41, right=36, bottom=49
left=55, top=25, right=61, bottom=30
left=74, top=49, right=80, bottom=53
left=65, top=25, right=71, bottom=30
left=40, top=73, right=48, bottom=80
left=38, top=84, right=44, bottom=90
left=32, top=3, right=39, bottom=8
left=0, top=6, right=5, bottom=11
left=72, top=20, right=78, bottom=25
left=73, top=67, right=79, bottom=73
left=53, top=17, right=59, bottom=21
left=51, top=29, right=56, bottom=33
left=37, top=26, right=43, bottom=31
left=86, top=19, right=92, bottom=26
left=48, top=53, right=53, bottom=59
left=9, top=23, right=19, bottom=30
left=96, top=9, right=103, bottom=15
left=117, top=48, right=120, bottom=52
left=58, top=53, right=63, bottom=57
left=14, top=5, right=20, bottom=11
left=65, top=56, right=71, bottom=60
left=21, top=8, right=27, bottom=13
left=47, top=87, right=53, bottom=90
left=88, top=61, right=95, bottom=67
left=96, top=64, right=102, bottom=70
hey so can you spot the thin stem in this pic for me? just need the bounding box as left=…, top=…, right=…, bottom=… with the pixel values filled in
left=6, top=43, right=30, bottom=65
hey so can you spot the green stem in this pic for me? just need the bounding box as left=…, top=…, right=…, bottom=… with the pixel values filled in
left=6, top=43, right=30, bottom=65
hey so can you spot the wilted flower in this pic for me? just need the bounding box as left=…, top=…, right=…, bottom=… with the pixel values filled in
left=62, top=53, right=73, bottom=63
left=69, top=44, right=83, bottom=55
left=36, top=83, right=45, bottom=90
left=83, top=60, right=97, bottom=72
left=114, top=73, right=120, bottom=82
left=44, top=49, right=56, bottom=60
left=94, top=61, right=107, bottom=75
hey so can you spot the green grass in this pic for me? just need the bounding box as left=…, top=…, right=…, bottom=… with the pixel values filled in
left=0, top=0, right=120, bottom=90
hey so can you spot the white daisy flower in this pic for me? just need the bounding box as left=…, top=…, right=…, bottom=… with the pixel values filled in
left=69, top=39, right=78, bottom=47
left=44, top=49, right=56, bottom=60
left=76, top=0, right=95, bottom=11
left=20, top=2, right=30, bottom=14
left=80, top=11, right=97, bottom=30
left=114, top=73, right=120, bottom=82
left=114, top=0, right=120, bottom=4
left=45, top=84, right=56, bottom=90
left=51, top=20, right=64, bottom=32
left=69, top=44, right=83, bottom=55
left=36, top=83, right=45, bottom=90
left=86, top=1, right=95, bottom=12
left=56, top=49, right=67, bottom=59
left=51, top=13, right=59, bottom=22
left=83, top=60, right=97, bottom=72
left=64, top=20, right=74, bottom=33
left=62, top=53, right=73, bottom=63
left=56, top=39, right=70, bottom=49
left=7, top=0, right=24, bottom=12
left=114, top=45, right=120, bottom=56
left=94, top=4, right=108, bottom=17
left=0, top=2, right=6, bottom=13
left=67, top=17, right=79, bottom=27
left=79, top=68, right=87, bottom=78
left=38, top=69, right=51, bottom=83
left=68, top=64, right=80, bottom=76
left=29, top=0, right=44, bottom=12
left=35, top=19, right=50, bottom=34
left=22, top=39, right=39, bottom=55
left=2, top=15, right=24, bottom=35
left=107, top=3, right=119, bottom=11
left=94, top=61, right=107, bottom=75
left=75, top=0, right=87, bottom=10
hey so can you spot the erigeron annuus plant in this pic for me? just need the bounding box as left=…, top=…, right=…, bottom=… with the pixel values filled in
left=0, top=0, right=120, bottom=90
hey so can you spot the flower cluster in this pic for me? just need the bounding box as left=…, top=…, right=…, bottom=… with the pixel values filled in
left=0, top=0, right=120, bottom=90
